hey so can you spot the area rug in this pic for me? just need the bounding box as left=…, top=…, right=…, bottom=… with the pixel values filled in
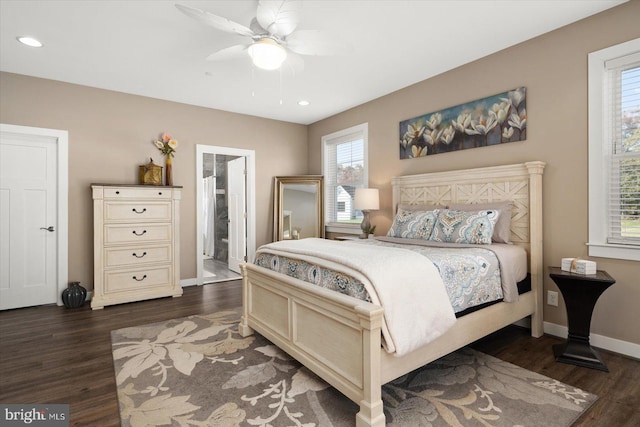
left=111, top=309, right=597, bottom=426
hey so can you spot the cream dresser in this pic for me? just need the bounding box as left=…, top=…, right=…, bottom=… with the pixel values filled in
left=91, top=184, right=182, bottom=309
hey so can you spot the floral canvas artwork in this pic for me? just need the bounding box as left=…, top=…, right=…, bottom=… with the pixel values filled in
left=400, top=87, right=527, bottom=159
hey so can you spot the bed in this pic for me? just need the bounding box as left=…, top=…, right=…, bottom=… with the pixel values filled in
left=239, top=161, right=545, bottom=427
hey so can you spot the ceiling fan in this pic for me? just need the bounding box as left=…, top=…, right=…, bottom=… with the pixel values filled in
left=175, top=1, right=350, bottom=72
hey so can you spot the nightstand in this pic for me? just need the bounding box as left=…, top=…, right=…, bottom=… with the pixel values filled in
left=548, top=266, right=615, bottom=371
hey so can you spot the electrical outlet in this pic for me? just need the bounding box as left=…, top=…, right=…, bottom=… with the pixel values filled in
left=547, top=290, right=558, bottom=307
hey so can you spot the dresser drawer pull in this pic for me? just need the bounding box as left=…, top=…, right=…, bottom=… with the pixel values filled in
left=132, top=230, right=147, bottom=236
left=132, top=275, right=147, bottom=281
left=158, top=192, right=163, bottom=195
left=132, top=208, right=147, bottom=214
left=132, top=252, right=147, bottom=258
left=115, top=191, right=120, bottom=195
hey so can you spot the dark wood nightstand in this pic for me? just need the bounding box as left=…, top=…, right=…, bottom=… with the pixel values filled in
left=548, top=266, right=615, bottom=371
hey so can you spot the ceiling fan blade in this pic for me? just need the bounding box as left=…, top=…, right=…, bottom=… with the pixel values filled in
left=256, top=0, right=300, bottom=38
left=285, top=30, right=352, bottom=56
left=249, top=18, right=267, bottom=35
left=205, top=44, right=251, bottom=62
left=175, top=4, right=254, bottom=38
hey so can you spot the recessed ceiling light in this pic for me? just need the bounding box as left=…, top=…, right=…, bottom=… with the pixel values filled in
left=298, top=100, right=310, bottom=106
left=17, top=36, right=43, bottom=48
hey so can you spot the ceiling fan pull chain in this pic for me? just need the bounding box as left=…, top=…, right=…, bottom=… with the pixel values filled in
left=251, top=66, right=255, bottom=98
left=279, top=68, right=283, bottom=105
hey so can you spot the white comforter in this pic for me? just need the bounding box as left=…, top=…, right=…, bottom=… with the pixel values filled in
left=256, top=238, right=456, bottom=356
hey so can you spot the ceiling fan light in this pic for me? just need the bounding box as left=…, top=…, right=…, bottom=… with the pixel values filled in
left=248, top=38, right=287, bottom=70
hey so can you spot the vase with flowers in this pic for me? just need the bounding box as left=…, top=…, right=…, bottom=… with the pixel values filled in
left=154, top=133, right=178, bottom=186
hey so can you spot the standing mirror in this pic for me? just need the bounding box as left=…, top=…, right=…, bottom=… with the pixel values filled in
left=273, top=176, right=324, bottom=241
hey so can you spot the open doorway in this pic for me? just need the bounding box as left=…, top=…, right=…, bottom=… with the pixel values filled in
left=196, top=145, right=256, bottom=286
left=202, top=153, right=242, bottom=282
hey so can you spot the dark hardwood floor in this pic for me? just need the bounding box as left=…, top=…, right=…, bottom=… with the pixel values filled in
left=1, top=281, right=638, bottom=426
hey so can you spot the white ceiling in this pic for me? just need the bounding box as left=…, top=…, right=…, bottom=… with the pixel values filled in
left=0, top=0, right=626, bottom=125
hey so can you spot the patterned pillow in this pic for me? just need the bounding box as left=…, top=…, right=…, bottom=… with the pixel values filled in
left=387, top=209, right=439, bottom=239
left=430, top=209, right=499, bottom=244
left=448, top=201, right=513, bottom=243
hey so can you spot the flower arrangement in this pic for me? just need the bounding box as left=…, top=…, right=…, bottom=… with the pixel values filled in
left=154, top=133, right=178, bottom=157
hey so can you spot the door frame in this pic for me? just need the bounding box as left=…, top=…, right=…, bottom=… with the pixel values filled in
left=0, top=123, right=68, bottom=306
left=195, top=145, right=255, bottom=286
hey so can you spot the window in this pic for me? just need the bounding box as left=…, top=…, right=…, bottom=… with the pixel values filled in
left=322, top=123, right=368, bottom=232
left=588, top=38, right=640, bottom=261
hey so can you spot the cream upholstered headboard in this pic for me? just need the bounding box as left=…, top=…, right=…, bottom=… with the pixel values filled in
left=391, top=161, right=545, bottom=246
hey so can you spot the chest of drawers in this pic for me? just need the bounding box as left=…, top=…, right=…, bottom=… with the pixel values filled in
left=91, top=184, right=182, bottom=309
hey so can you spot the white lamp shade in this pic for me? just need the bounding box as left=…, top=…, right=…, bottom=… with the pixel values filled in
left=354, top=188, right=379, bottom=211
left=248, top=38, right=287, bottom=70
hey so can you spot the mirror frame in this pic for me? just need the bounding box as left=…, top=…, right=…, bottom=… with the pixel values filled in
left=273, top=175, right=324, bottom=241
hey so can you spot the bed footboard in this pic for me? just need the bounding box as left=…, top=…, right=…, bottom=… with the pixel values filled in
left=239, top=263, right=386, bottom=427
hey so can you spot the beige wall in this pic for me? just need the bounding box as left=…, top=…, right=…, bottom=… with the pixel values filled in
left=0, top=72, right=308, bottom=286
left=308, top=1, right=640, bottom=346
left=1, top=2, right=638, bottom=347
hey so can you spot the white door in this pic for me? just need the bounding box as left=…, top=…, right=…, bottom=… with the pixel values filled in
left=0, top=130, right=58, bottom=309
left=227, top=157, right=246, bottom=274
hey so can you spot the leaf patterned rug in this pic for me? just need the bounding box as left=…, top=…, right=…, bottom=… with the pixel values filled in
left=111, top=309, right=597, bottom=426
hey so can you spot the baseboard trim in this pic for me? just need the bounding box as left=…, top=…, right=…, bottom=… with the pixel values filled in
left=181, top=278, right=198, bottom=287
left=543, top=321, right=640, bottom=360
left=512, top=318, right=638, bottom=359
left=181, top=277, right=241, bottom=287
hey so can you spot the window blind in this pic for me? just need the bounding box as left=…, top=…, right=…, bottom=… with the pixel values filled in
left=606, top=52, right=640, bottom=245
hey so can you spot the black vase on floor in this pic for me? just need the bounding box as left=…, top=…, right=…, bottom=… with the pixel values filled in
left=62, top=282, right=87, bottom=308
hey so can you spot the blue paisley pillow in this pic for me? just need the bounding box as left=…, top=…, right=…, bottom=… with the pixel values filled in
left=387, top=209, right=440, bottom=239
left=430, top=209, right=500, bottom=244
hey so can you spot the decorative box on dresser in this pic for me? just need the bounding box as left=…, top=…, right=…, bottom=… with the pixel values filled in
left=91, top=184, right=182, bottom=309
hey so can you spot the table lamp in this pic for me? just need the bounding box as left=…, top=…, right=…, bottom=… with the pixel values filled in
left=354, top=188, right=379, bottom=238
